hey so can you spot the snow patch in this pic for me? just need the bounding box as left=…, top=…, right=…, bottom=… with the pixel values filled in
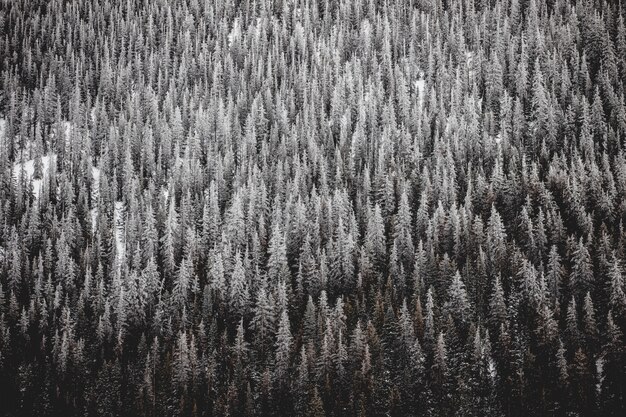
left=64, top=121, right=72, bottom=146
left=415, top=79, right=425, bottom=96
left=91, top=208, right=98, bottom=232
left=114, top=201, right=126, bottom=268
left=466, top=51, right=475, bottom=79
left=13, top=154, right=57, bottom=199
left=228, top=18, right=241, bottom=48
left=415, top=78, right=426, bottom=110
left=90, top=166, right=101, bottom=231
left=92, top=166, right=101, bottom=198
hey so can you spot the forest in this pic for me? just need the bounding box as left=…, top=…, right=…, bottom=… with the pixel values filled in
left=0, top=0, right=625, bottom=415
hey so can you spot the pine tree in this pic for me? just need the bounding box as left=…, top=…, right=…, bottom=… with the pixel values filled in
left=569, top=238, right=594, bottom=300
left=431, top=332, right=450, bottom=414
left=365, top=204, right=387, bottom=276
left=274, top=310, right=292, bottom=387
left=600, top=311, right=625, bottom=416
left=232, top=318, right=249, bottom=384
left=295, top=346, right=311, bottom=417
left=229, top=252, right=250, bottom=319
left=489, top=275, right=507, bottom=334
left=565, top=296, right=581, bottom=351
left=161, top=196, right=179, bottom=277
left=582, top=292, right=599, bottom=354
left=172, top=257, right=192, bottom=310
left=226, top=191, right=247, bottom=252
left=444, top=271, right=471, bottom=328
left=394, top=189, right=414, bottom=273
left=487, top=205, right=507, bottom=273
left=308, top=387, right=326, bottom=417
left=267, top=224, right=290, bottom=285
left=547, top=245, right=563, bottom=302
left=608, top=253, right=626, bottom=320
left=252, top=286, right=275, bottom=358
left=424, top=287, right=436, bottom=349
left=570, top=347, right=594, bottom=416
left=531, top=58, right=549, bottom=147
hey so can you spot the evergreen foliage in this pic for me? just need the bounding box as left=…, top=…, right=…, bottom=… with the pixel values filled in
left=0, top=0, right=625, bottom=415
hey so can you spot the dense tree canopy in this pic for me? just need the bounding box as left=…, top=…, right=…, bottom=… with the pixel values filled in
left=1, top=0, right=625, bottom=416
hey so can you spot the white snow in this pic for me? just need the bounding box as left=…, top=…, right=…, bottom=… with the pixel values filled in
left=10, top=120, right=80, bottom=201
left=415, top=79, right=425, bottom=95
left=12, top=154, right=57, bottom=199
left=91, top=208, right=98, bottom=232
left=87, top=166, right=124, bottom=271
left=114, top=201, right=126, bottom=268
left=488, top=358, right=497, bottom=379
left=228, top=18, right=241, bottom=48
left=415, top=79, right=425, bottom=108
left=466, top=51, right=475, bottom=79
left=92, top=166, right=101, bottom=197
left=64, top=121, right=72, bottom=147
left=90, top=166, right=101, bottom=231
left=13, top=154, right=105, bottom=231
